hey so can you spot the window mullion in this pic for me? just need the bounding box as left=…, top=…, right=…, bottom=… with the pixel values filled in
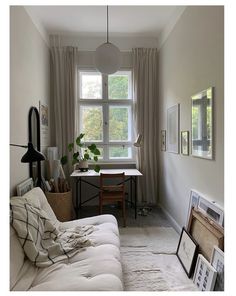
left=102, top=73, right=108, bottom=99
left=102, top=74, right=109, bottom=161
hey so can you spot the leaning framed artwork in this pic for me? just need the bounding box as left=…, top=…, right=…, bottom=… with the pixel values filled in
left=186, top=190, right=224, bottom=228
left=181, top=131, right=189, bottom=155
left=187, top=208, right=224, bottom=261
left=210, top=246, right=224, bottom=291
left=16, top=178, right=34, bottom=196
left=167, top=104, right=179, bottom=153
left=193, top=254, right=217, bottom=291
left=176, top=227, right=198, bottom=278
left=186, top=190, right=200, bottom=227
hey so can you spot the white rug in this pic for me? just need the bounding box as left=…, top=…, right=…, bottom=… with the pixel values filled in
left=119, top=227, right=197, bottom=291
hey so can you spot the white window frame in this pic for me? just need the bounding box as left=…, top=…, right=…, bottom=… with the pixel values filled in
left=78, top=68, right=135, bottom=163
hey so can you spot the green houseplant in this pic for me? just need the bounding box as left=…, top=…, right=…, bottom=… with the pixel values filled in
left=61, top=133, right=101, bottom=173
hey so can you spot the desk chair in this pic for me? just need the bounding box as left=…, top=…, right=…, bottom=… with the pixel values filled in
left=99, top=173, right=126, bottom=227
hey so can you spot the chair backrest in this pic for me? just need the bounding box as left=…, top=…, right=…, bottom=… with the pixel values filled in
left=100, top=173, right=125, bottom=192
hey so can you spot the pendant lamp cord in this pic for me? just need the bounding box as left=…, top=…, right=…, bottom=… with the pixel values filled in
left=107, top=6, right=109, bottom=43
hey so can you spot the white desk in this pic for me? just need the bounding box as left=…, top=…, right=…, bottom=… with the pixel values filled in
left=70, top=169, right=142, bottom=219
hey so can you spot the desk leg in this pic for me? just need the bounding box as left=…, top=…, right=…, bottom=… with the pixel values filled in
left=79, top=177, right=82, bottom=213
left=76, top=178, right=79, bottom=219
left=130, top=177, right=133, bottom=208
left=134, top=176, right=137, bottom=219
left=75, top=177, right=82, bottom=219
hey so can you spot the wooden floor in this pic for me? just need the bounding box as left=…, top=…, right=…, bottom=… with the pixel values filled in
left=77, top=204, right=172, bottom=228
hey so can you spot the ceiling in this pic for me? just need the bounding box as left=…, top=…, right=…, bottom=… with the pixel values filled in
left=25, top=6, right=184, bottom=38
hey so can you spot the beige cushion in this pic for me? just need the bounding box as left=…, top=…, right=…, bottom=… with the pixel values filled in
left=21, top=187, right=60, bottom=227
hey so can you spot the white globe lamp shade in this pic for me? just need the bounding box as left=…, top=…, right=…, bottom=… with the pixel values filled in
left=95, top=42, right=121, bottom=74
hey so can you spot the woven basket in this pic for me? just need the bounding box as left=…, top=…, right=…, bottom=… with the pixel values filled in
left=46, top=190, right=73, bottom=222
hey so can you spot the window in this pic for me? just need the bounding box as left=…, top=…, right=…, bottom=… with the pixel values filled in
left=78, top=70, right=134, bottom=162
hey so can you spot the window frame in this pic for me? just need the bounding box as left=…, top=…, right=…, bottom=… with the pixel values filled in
left=77, top=68, right=135, bottom=163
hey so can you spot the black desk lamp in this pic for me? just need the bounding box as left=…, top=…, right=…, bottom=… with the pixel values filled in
left=10, top=142, right=45, bottom=187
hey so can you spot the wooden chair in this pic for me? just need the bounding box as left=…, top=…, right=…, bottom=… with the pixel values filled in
left=99, top=173, right=126, bottom=227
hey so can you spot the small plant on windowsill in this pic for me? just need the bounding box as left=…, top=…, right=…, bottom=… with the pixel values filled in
left=61, top=133, right=101, bottom=173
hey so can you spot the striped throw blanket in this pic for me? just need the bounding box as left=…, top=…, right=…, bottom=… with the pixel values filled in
left=10, top=198, right=94, bottom=267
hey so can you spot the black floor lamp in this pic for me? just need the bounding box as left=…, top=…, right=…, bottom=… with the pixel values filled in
left=10, top=142, right=45, bottom=187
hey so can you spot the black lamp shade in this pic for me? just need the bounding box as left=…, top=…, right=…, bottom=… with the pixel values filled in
left=21, top=142, right=45, bottom=163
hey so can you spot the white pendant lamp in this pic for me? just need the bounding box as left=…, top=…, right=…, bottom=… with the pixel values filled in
left=95, top=6, right=121, bottom=74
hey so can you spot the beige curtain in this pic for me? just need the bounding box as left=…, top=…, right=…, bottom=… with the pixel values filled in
left=50, top=46, right=78, bottom=177
left=132, top=48, right=158, bottom=204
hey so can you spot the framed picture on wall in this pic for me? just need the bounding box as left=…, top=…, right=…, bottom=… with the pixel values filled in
left=161, top=130, right=166, bottom=151
left=167, top=104, right=179, bottom=153
left=181, top=131, right=189, bottom=155
left=39, top=101, right=49, bottom=147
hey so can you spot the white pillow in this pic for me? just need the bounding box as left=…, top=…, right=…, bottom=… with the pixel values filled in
left=23, top=187, right=59, bottom=226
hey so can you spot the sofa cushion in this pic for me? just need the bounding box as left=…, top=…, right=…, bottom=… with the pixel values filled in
left=30, top=244, right=123, bottom=291
left=28, top=214, right=123, bottom=291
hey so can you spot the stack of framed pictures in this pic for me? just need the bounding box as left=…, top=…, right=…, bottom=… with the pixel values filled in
left=177, top=213, right=224, bottom=290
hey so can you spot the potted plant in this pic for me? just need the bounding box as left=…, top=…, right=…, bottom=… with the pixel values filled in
left=61, top=133, right=101, bottom=173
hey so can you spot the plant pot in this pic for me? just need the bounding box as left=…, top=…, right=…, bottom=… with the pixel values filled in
left=78, top=160, right=89, bottom=172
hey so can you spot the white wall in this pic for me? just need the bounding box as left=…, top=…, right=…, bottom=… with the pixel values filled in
left=158, top=6, right=224, bottom=230
left=77, top=51, right=132, bottom=69
left=10, top=7, right=50, bottom=196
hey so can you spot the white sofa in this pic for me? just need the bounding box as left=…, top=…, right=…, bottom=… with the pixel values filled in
left=10, top=187, right=123, bottom=291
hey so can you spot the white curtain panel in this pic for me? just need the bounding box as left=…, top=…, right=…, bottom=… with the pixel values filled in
left=132, top=48, right=158, bottom=204
left=50, top=46, right=78, bottom=177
